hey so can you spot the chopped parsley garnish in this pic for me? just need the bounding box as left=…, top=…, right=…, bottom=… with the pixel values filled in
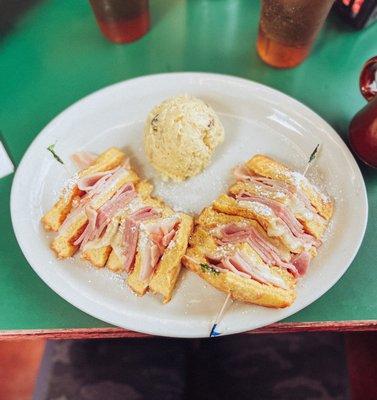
left=200, top=263, right=220, bottom=275
left=47, top=144, right=64, bottom=164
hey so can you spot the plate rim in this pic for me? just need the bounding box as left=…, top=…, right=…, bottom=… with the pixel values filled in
left=10, top=72, right=369, bottom=337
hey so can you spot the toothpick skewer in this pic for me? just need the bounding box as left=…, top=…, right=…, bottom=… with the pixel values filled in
left=207, top=143, right=321, bottom=337
left=303, top=144, right=320, bottom=176
left=182, top=255, right=233, bottom=338
left=209, top=293, right=232, bottom=337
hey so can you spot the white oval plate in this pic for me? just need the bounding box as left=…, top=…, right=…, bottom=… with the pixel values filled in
left=11, top=73, right=368, bottom=338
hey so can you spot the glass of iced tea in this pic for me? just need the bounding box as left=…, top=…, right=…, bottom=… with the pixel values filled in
left=257, top=0, right=335, bottom=68
left=89, top=0, right=150, bottom=44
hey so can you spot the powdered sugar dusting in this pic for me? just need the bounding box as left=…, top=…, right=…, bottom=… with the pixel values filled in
left=238, top=200, right=273, bottom=217
left=62, top=172, right=80, bottom=201
left=290, top=171, right=331, bottom=204
left=213, top=243, right=236, bottom=258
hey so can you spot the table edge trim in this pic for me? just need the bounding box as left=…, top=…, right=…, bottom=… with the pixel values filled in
left=1, top=320, right=377, bottom=340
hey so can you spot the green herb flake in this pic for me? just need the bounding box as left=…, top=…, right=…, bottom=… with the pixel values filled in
left=200, top=263, right=220, bottom=275
left=47, top=144, right=64, bottom=164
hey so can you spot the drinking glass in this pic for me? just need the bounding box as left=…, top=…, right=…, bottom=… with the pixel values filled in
left=89, top=0, right=150, bottom=44
left=257, top=0, right=335, bottom=68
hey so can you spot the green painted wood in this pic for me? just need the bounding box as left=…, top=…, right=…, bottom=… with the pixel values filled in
left=0, top=0, right=376, bottom=331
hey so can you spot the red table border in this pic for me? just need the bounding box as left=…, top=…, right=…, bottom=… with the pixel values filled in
left=1, top=320, right=376, bottom=340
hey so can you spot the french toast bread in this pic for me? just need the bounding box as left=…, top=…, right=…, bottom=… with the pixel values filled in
left=183, top=210, right=296, bottom=308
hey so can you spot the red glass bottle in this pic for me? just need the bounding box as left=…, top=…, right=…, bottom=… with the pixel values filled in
left=89, top=0, right=150, bottom=44
left=349, top=56, right=377, bottom=168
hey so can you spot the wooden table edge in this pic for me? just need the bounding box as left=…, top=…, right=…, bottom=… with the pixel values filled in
left=1, top=320, right=377, bottom=340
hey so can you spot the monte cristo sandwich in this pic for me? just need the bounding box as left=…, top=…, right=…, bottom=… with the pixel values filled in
left=183, top=154, right=333, bottom=308
left=42, top=147, right=193, bottom=303
left=42, top=148, right=333, bottom=308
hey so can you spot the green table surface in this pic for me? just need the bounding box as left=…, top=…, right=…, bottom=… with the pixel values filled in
left=1, top=0, right=377, bottom=337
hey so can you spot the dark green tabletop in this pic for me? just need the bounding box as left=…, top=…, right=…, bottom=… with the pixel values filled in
left=1, top=0, right=376, bottom=337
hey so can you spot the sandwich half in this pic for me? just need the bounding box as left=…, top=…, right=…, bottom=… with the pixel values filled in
left=42, top=147, right=193, bottom=303
left=183, top=154, right=334, bottom=308
left=183, top=207, right=296, bottom=308
left=43, top=148, right=139, bottom=258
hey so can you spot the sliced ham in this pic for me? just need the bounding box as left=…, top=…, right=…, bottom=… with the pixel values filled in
left=101, top=206, right=161, bottom=274
left=229, top=252, right=262, bottom=279
left=149, top=232, right=165, bottom=253
left=138, top=216, right=180, bottom=281
left=236, top=192, right=320, bottom=248
left=148, top=217, right=180, bottom=250
left=75, top=183, right=137, bottom=246
left=234, top=164, right=324, bottom=219
left=73, top=206, right=98, bottom=248
left=215, top=223, right=299, bottom=276
left=162, top=228, right=176, bottom=247
left=234, top=166, right=292, bottom=195
left=95, top=183, right=136, bottom=236
left=204, top=250, right=287, bottom=289
left=144, top=216, right=180, bottom=235
left=59, top=201, right=85, bottom=234
left=71, top=151, right=98, bottom=169
left=216, top=223, right=251, bottom=243
left=248, top=229, right=299, bottom=276
left=86, top=166, right=127, bottom=199
left=139, top=236, right=152, bottom=280
left=235, top=251, right=288, bottom=289
left=139, top=239, right=162, bottom=281
left=150, top=244, right=161, bottom=273
left=291, top=251, right=311, bottom=276
left=129, top=207, right=161, bottom=222
left=233, top=165, right=255, bottom=182
left=238, top=193, right=302, bottom=232
left=204, top=252, right=223, bottom=265
left=81, top=219, right=120, bottom=251
left=221, top=257, right=250, bottom=278
left=121, top=219, right=139, bottom=272
left=77, top=170, right=112, bottom=192
left=251, top=177, right=293, bottom=196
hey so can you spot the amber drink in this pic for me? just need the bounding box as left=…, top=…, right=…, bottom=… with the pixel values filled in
left=257, top=0, right=334, bottom=68
left=89, top=0, right=149, bottom=44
